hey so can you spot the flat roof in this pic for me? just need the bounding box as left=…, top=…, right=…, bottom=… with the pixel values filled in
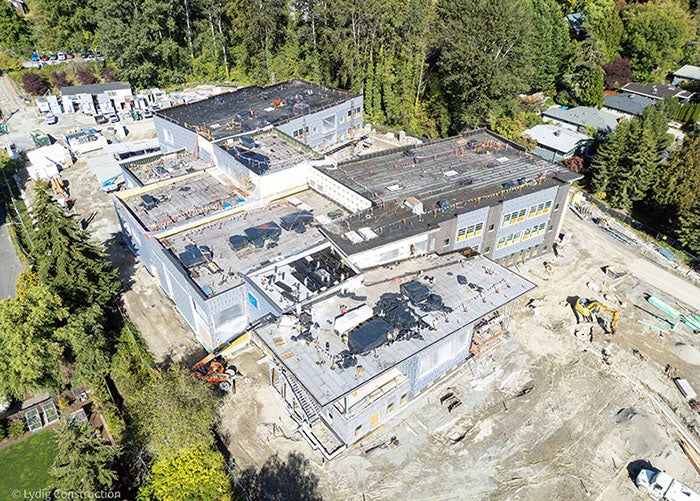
left=156, top=79, right=359, bottom=140
left=60, top=82, right=132, bottom=96
left=622, top=82, right=694, bottom=101
left=122, top=169, right=245, bottom=232
left=603, top=93, right=656, bottom=116
left=159, top=189, right=348, bottom=296
left=674, top=64, right=700, bottom=81
left=254, top=254, right=536, bottom=407
left=317, top=130, right=581, bottom=252
left=122, top=150, right=211, bottom=185
left=523, top=124, right=590, bottom=152
left=542, top=106, right=619, bottom=132
left=216, top=130, right=319, bottom=173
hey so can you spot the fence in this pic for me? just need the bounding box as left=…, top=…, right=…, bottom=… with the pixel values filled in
left=579, top=192, right=698, bottom=268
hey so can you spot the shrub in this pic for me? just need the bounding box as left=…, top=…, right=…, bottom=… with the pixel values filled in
left=57, top=396, right=70, bottom=410
left=50, top=71, right=70, bottom=89
left=0, top=422, right=7, bottom=441
left=7, top=419, right=25, bottom=439
left=21, top=72, right=49, bottom=95
left=75, top=65, right=97, bottom=85
left=102, top=66, right=117, bottom=82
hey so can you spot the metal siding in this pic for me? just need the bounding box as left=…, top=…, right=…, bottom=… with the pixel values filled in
left=453, top=207, right=489, bottom=251
left=492, top=187, right=558, bottom=260
left=277, top=97, right=363, bottom=149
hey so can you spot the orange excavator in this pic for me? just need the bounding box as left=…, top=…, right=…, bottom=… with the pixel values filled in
left=192, top=353, right=238, bottom=392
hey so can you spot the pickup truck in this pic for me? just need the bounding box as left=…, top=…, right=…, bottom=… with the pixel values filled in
left=636, top=468, right=700, bottom=501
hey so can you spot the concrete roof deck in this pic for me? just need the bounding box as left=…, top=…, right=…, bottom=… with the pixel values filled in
left=156, top=79, right=359, bottom=140
left=255, top=254, right=536, bottom=407
left=160, top=190, right=348, bottom=296
left=217, top=130, right=318, bottom=172
left=122, top=169, right=244, bottom=232
left=317, top=130, right=580, bottom=253
left=123, top=151, right=212, bottom=186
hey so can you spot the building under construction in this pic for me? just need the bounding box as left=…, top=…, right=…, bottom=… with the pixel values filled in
left=112, top=81, right=581, bottom=454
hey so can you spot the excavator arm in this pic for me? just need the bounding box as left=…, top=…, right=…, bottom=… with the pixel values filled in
left=575, top=298, right=620, bottom=334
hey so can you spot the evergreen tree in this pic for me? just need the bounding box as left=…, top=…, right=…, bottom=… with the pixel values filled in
left=0, top=285, right=66, bottom=399
left=527, top=0, right=571, bottom=92
left=651, top=132, right=700, bottom=228
left=32, top=182, right=120, bottom=312
left=590, top=121, right=629, bottom=195
left=677, top=203, right=700, bottom=254
left=433, top=0, right=533, bottom=130
left=51, top=422, right=121, bottom=493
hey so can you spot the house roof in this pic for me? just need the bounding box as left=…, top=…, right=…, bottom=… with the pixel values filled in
left=522, top=124, right=590, bottom=153
left=673, top=65, right=700, bottom=81
left=60, top=82, right=132, bottom=96
left=603, top=93, right=656, bottom=116
left=542, top=106, right=619, bottom=133
left=621, top=82, right=694, bottom=101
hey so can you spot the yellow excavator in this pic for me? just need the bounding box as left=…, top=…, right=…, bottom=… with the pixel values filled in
left=575, top=297, right=620, bottom=334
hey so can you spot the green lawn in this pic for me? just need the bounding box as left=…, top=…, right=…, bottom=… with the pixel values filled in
left=0, top=430, right=58, bottom=496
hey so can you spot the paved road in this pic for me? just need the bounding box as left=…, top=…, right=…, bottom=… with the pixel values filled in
left=0, top=218, right=23, bottom=299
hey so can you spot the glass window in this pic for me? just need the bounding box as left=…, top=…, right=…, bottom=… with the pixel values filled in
left=387, top=403, right=394, bottom=414
left=518, top=209, right=526, bottom=221
left=355, top=425, right=363, bottom=436
left=489, top=224, right=495, bottom=232
left=400, top=394, right=407, bottom=405
left=443, top=238, right=450, bottom=247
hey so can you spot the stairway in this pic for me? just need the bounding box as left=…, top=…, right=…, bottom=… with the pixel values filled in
left=285, top=371, right=321, bottom=424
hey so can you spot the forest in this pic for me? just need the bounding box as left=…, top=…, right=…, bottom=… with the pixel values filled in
left=0, top=0, right=699, bottom=249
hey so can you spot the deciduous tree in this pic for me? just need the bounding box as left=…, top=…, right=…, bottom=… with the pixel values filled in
left=127, top=365, right=219, bottom=460
left=137, top=444, right=231, bottom=501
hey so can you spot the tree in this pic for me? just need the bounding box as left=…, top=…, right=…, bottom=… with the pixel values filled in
left=22, top=73, right=49, bottom=95
left=30, top=0, right=96, bottom=55
left=526, top=0, right=571, bottom=92
left=560, top=35, right=605, bottom=107
left=0, top=1, right=33, bottom=52
left=127, top=365, right=219, bottom=460
left=32, top=182, right=120, bottom=312
left=433, top=0, right=533, bottom=130
left=0, top=285, right=66, bottom=399
left=677, top=203, right=700, bottom=254
left=603, top=57, right=632, bottom=89
left=651, top=132, right=700, bottom=228
left=623, top=1, right=696, bottom=81
left=137, top=444, right=232, bottom=501
left=582, top=0, right=624, bottom=62
left=50, top=422, right=121, bottom=493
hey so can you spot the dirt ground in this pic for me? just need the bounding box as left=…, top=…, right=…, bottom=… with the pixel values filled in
left=21, top=83, right=699, bottom=499
left=217, top=212, right=700, bottom=501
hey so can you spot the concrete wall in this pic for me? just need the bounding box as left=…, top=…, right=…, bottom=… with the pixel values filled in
left=319, top=324, right=473, bottom=445
left=348, top=232, right=432, bottom=269
left=308, top=167, right=372, bottom=213
left=154, top=116, right=214, bottom=163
